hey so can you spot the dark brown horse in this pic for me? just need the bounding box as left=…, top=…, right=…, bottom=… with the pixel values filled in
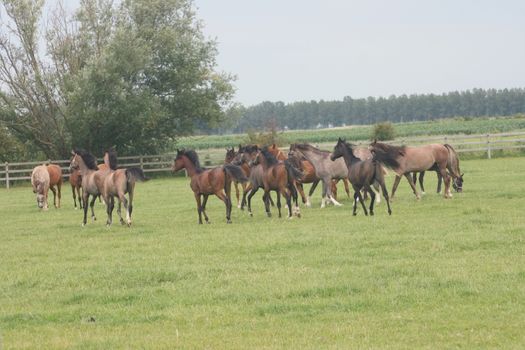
left=251, top=147, right=303, bottom=218
left=102, top=148, right=147, bottom=227
left=173, top=149, right=248, bottom=224
left=225, top=146, right=250, bottom=208
left=370, top=141, right=452, bottom=199
left=331, top=138, right=392, bottom=216
left=412, top=144, right=464, bottom=194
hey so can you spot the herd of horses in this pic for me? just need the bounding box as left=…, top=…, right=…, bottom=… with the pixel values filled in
left=30, top=140, right=464, bottom=226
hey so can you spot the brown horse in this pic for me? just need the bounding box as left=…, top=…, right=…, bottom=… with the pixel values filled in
left=173, top=149, right=248, bottom=224
left=102, top=148, right=147, bottom=227
left=69, top=168, right=82, bottom=209
left=225, top=146, right=250, bottom=208
left=331, top=138, right=392, bottom=216
left=31, top=164, right=62, bottom=210
left=251, top=146, right=303, bottom=218
left=412, top=144, right=464, bottom=194
left=370, top=141, right=452, bottom=199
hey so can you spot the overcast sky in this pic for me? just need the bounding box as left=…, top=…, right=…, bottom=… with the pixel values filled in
left=195, top=0, right=525, bottom=105
left=38, top=0, right=525, bottom=105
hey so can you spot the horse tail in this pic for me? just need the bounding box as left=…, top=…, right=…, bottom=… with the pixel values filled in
left=284, top=159, right=304, bottom=185
left=444, top=144, right=461, bottom=178
left=371, top=149, right=400, bottom=170
left=223, top=164, right=248, bottom=183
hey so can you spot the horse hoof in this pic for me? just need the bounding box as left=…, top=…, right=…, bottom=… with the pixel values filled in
left=370, top=211, right=374, bottom=216
left=206, top=221, right=211, bottom=224
left=249, top=212, right=253, bottom=217
left=226, top=220, right=232, bottom=224
left=353, top=212, right=357, bottom=216
left=81, top=223, right=85, bottom=227
left=388, top=210, right=392, bottom=215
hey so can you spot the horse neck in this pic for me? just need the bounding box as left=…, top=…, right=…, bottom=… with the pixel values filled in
left=340, top=145, right=360, bottom=167
left=182, top=156, right=200, bottom=177
left=77, top=157, right=94, bottom=177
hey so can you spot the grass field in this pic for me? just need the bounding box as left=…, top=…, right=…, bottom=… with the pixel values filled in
left=1, top=157, right=525, bottom=349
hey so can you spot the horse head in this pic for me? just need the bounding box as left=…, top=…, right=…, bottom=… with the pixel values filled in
left=453, top=173, right=464, bottom=192
left=172, top=149, right=186, bottom=172
left=69, top=151, right=80, bottom=172
left=224, top=147, right=236, bottom=164
left=330, top=138, right=347, bottom=161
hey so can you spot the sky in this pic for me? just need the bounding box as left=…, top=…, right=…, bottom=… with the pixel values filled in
left=30, top=0, right=525, bottom=105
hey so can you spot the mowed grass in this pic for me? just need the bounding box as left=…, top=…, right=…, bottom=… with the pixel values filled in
left=1, top=157, right=525, bottom=349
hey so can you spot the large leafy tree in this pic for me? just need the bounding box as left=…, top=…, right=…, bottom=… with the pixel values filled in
left=0, top=0, right=234, bottom=159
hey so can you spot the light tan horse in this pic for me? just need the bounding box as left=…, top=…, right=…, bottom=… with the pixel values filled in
left=70, top=149, right=114, bottom=226
left=101, top=148, right=148, bottom=227
left=31, top=164, right=62, bottom=209
left=370, top=141, right=452, bottom=199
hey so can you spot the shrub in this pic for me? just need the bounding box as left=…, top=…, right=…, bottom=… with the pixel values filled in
left=371, top=122, right=395, bottom=141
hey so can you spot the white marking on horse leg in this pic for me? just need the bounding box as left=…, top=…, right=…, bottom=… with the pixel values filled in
left=306, top=196, right=311, bottom=207
left=320, top=197, right=326, bottom=208
left=329, top=195, right=342, bottom=206
left=126, top=208, right=131, bottom=225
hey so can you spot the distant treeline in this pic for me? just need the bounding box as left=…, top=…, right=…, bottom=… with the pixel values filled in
left=219, top=88, right=525, bottom=133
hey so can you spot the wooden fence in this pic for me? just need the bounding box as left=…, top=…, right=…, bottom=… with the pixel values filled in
left=2, top=131, right=525, bottom=188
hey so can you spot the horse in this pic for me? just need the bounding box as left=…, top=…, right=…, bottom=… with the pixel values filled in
left=231, top=145, right=277, bottom=215
left=31, top=164, right=62, bottom=210
left=101, top=148, right=148, bottom=227
left=288, top=143, right=349, bottom=208
left=225, top=146, right=250, bottom=208
left=251, top=146, right=303, bottom=218
left=69, top=168, right=82, bottom=209
left=173, top=149, right=248, bottom=224
left=70, top=149, right=115, bottom=226
left=331, top=138, right=392, bottom=216
left=369, top=140, right=452, bottom=199
left=412, top=144, right=464, bottom=194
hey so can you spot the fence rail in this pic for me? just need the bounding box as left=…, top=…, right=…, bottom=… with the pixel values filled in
left=2, top=131, right=525, bottom=188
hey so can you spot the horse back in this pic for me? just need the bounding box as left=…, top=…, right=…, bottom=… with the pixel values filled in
left=46, top=164, right=63, bottom=186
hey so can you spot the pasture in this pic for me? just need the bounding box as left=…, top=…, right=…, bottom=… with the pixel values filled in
left=1, top=157, right=524, bottom=349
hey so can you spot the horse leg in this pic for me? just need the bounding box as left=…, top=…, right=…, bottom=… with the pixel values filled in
left=49, top=186, right=57, bottom=208
left=355, top=185, right=368, bottom=216
left=247, top=188, right=257, bottom=217
left=364, top=185, right=376, bottom=215
left=82, top=193, right=89, bottom=226
left=194, top=193, right=203, bottom=224
left=307, top=180, right=319, bottom=207
left=379, top=180, right=392, bottom=215
left=352, top=191, right=358, bottom=216
left=391, top=175, right=402, bottom=199
left=106, top=196, right=114, bottom=226
left=57, top=182, right=61, bottom=208
left=71, top=184, right=77, bottom=209
left=263, top=189, right=272, bottom=217
left=241, top=182, right=252, bottom=210
left=201, top=194, right=211, bottom=223
left=235, top=181, right=241, bottom=208
left=373, top=181, right=381, bottom=204
left=320, top=181, right=327, bottom=208
left=326, top=177, right=342, bottom=206
left=276, top=191, right=282, bottom=218
left=331, top=180, right=338, bottom=201
left=78, top=187, right=83, bottom=209
left=89, top=195, right=97, bottom=221
left=343, top=178, right=351, bottom=198
left=283, top=187, right=293, bottom=219
left=417, top=172, right=425, bottom=194
left=216, top=190, right=232, bottom=223
left=296, top=182, right=307, bottom=205
left=436, top=170, right=443, bottom=194
left=404, top=173, right=421, bottom=200
left=440, top=167, right=452, bottom=198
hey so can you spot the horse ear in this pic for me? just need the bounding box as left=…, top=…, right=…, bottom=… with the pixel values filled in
left=461, top=173, right=464, bottom=177
left=71, top=150, right=75, bottom=155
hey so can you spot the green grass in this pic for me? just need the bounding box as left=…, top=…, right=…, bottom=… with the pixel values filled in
left=1, top=157, right=525, bottom=348
left=177, top=115, right=525, bottom=149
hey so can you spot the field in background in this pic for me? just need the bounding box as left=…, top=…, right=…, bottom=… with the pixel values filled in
left=177, top=115, right=525, bottom=149
left=1, top=157, right=524, bottom=348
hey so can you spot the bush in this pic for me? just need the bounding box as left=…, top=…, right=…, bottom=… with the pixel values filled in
left=371, top=122, right=395, bottom=141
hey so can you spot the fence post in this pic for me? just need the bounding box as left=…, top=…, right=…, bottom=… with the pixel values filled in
left=5, top=162, right=9, bottom=189
left=486, top=134, right=491, bottom=159
left=140, top=156, right=144, bottom=170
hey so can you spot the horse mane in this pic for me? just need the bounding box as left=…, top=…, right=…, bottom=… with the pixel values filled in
left=181, top=149, right=204, bottom=173
left=106, top=147, right=118, bottom=170
left=372, top=142, right=406, bottom=156
left=294, top=143, right=328, bottom=155
left=240, top=144, right=259, bottom=153
left=338, top=140, right=361, bottom=162
left=260, top=147, right=279, bottom=166
left=74, top=148, right=98, bottom=170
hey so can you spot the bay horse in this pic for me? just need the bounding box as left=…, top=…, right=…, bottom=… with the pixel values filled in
left=231, top=145, right=276, bottom=215
left=412, top=144, right=464, bottom=194
left=102, top=148, right=148, bottom=227
left=69, top=168, right=82, bottom=209
left=369, top=141, right=452, bottom=199
left=331, top=138, right=392, bottom=216
left=70, top=149, right=115, bottom=226
left=289, top=143, right=349, bottom=208
left=225, top=146, right=250, bottom=208
left=31, top=164, right=62, bottom=210
left=173, top=149, right=248, bottom=224
left=251, top=146, right=303, bottom=218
